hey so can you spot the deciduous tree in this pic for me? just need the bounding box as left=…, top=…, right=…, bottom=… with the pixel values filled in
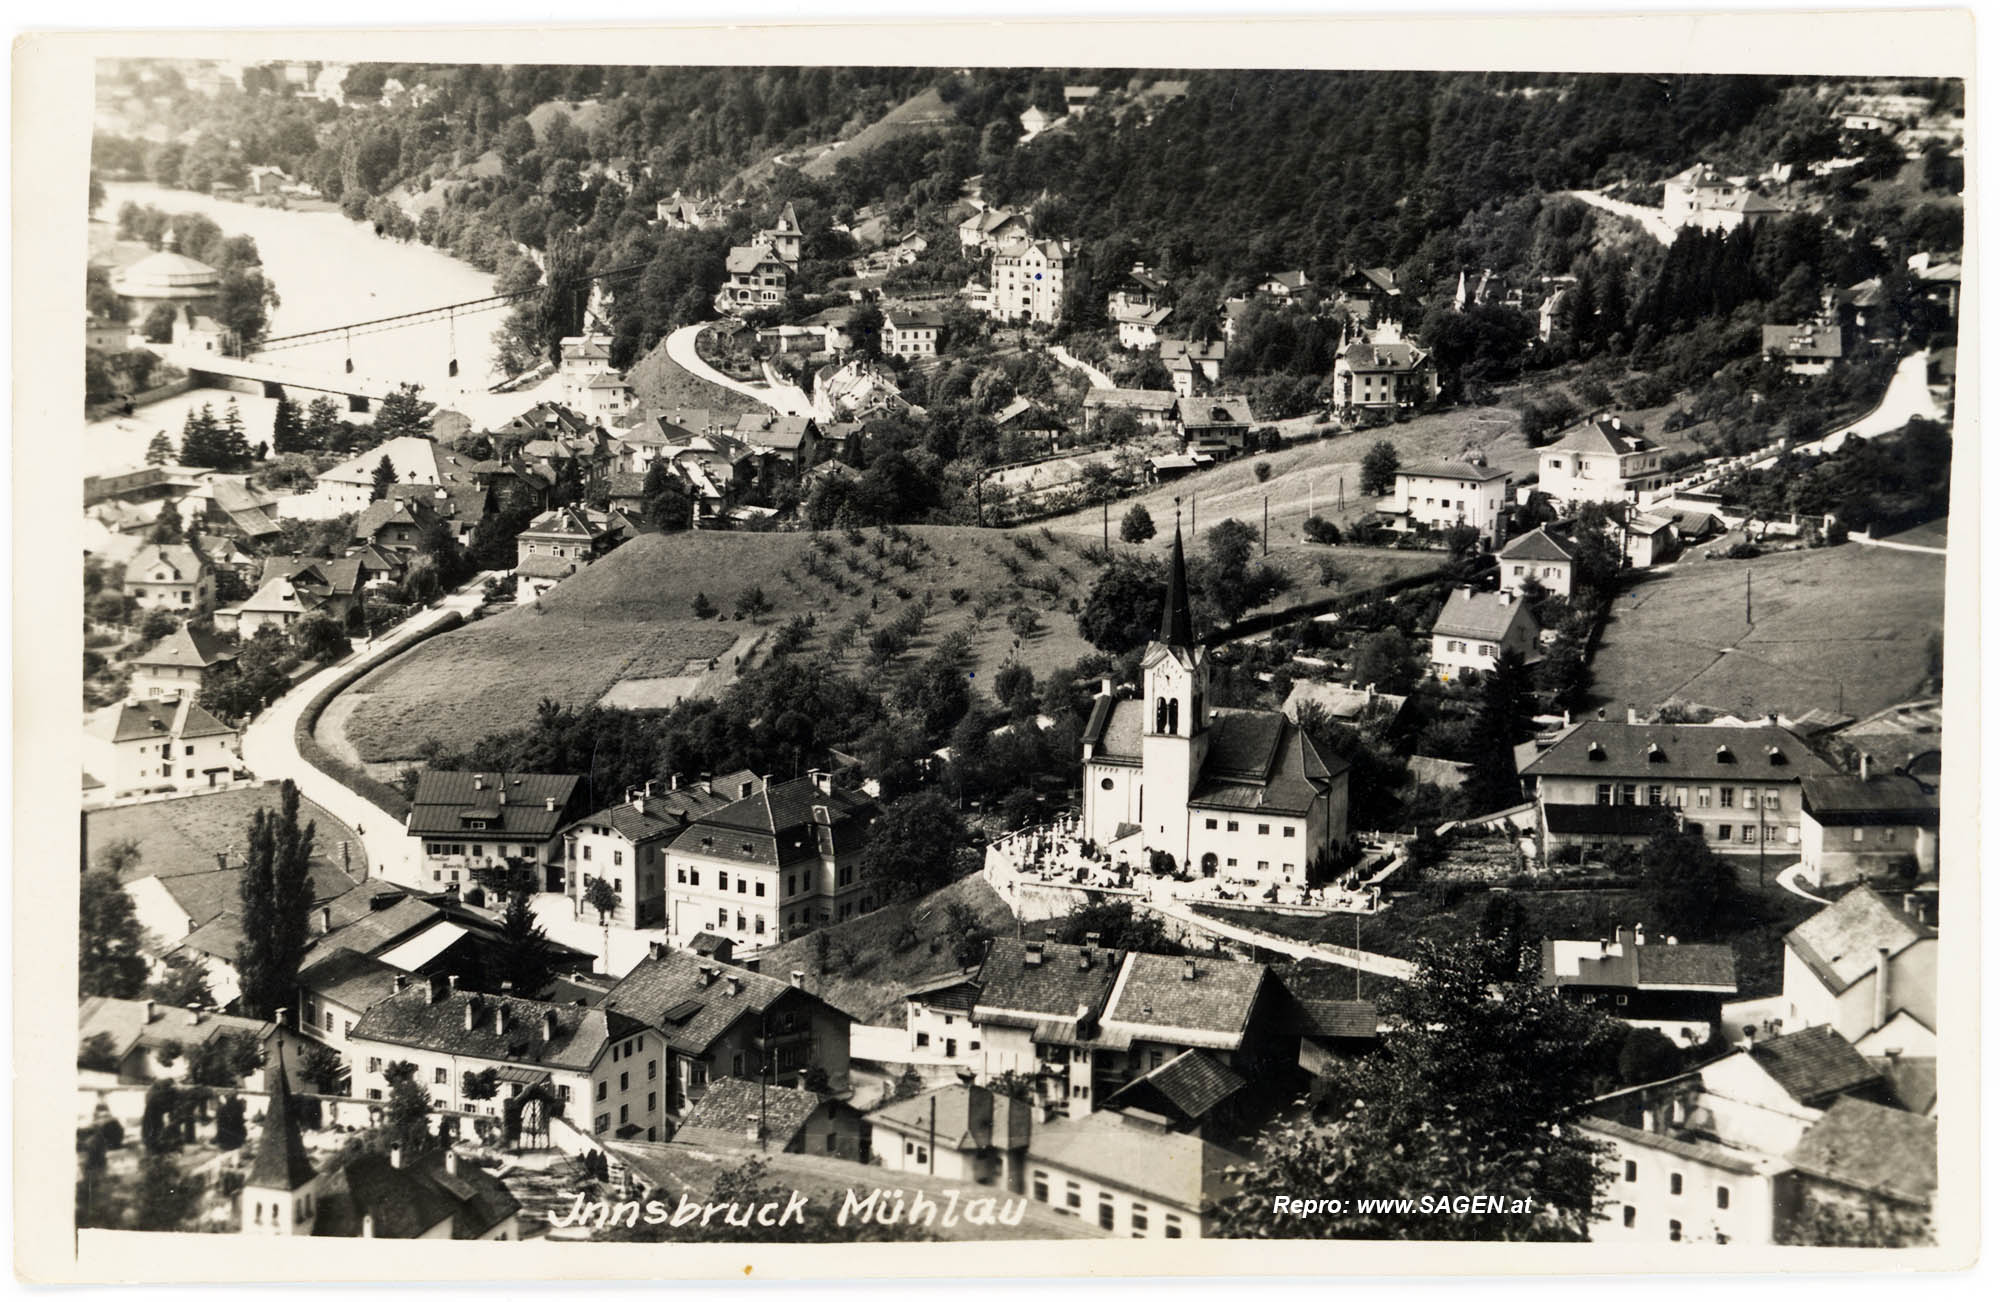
left=234, top=780, right=318, bottom=1019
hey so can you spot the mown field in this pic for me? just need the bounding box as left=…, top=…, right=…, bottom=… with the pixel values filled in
left=340, top=525, right=1106, bottom=762
left=1586, top=544, right=1947, bottom=721
left=85, top=784, right=361, bottom=883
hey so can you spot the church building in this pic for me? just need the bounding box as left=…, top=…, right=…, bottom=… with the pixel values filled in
left=1079, top=527, right=1349, bottom=884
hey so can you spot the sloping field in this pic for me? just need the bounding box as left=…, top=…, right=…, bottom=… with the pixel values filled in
left=340, top=525, right=1101, bottom=761
left=624, top=336, right=768, bottom=423
left=1587, top=545, right=1947, bottom=721
left=800, top=87, right=959, bottom=179
left=85, top=785, right=361, bottom=883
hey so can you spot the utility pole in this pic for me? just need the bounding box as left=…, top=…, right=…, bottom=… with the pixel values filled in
left=1262, top=495, right=1269, bottom=557
left=1103, top=500, right=1109, bottom=551
left=1745, top=568, right=1752, bottom=626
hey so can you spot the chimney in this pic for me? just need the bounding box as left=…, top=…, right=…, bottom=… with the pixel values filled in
left=1182, top=958, right=1198, bottom=981
left=446, top=1151, right=460, bottom=1176
left=1641, top=1108, right=1656, bottom=1133
left=808, top=768, right=830, bottom=795
left=545, top=796, right=556, bottom=812
left=1077, top=949, right=1092, bottom=972
left=473, top=774, right=484, bottom=791
left=142, top=999, right=157, bottom=1023
left=1860, top=753, right=1872, bottom=782
left=499, top=791, right=507, bottom=806
left=1740, top=1026, right=1757, bottom=1053
left=1874, top=945, right=1892, bottom=1030
left=361, top=1213, right=375, bottom=1238
left=389, top=1145, right=404, bottom=1169
left=216, top=852, right=228, bottom=871
left=1633, top=923, right=1646, bottom=946
left=726, top=975, right=743, bottom=995
left=190, top=1009, right=205, bottom=1026
left=426, top=972, right=450, bottom=1004
left=393, top=975, right=409, bottom=993
left=670, top=773, right=680, bottom=792
left=1596, top=708, right=1607, bottom=721
left=464, top=999, right=479, bottom=1031
left=791, top=970, right=805, bottom=989
left=1023, top=942, right=1044, bottom=967
left=1627, top=707, right=1638, bottom=726
left=1562, top=708, right=1571, bottom=727
left=648, top=941, right=666, bottom=961
left=966, top=1083, right=995, bottom=1149
left=1099, top=676, right=1114, bottom=698
left=542, top=1009, right=559, bottom=1041
left=319, top=906, right=333, bottom=935
left=700, top=965, right=718, bottom=987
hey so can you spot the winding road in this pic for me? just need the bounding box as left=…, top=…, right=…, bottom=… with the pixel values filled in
left=663, top=322, right=813, bottom=417
left=1048, top=344, right=1115, bottom=390
left=1566, top=190, right=1678, bottom=246
left=1146, top=895, right=1417, bottom=981
left=239, top=574, right=501, bottom=890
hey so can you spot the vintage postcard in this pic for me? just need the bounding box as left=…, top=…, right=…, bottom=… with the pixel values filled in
left=13, top=10, right=1980, bottom=1283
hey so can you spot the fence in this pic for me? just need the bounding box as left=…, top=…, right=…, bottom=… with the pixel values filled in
left=1209, top=561, right=1448, bottom=645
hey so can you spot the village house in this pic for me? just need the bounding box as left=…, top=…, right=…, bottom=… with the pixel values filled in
left=1762, top=322, right=1845, bottom=376
left=239, top=1057, right=521, bottom=1238
left=1175, top=394, right=1254, bottom=459
left=311, top=436, right=479, bottom=514
left=813, top=358, right=912, bottom=425
left=988, top=237, right=1072, bottom=326
left=992, top=396, right=1070, bottom=450
left=1622, top=511, right=1680, bottom=569
left=1780, top=1096, right=1938, bottom=1243
left=1063, top=84, right=1101, bottom=116
left=656, top=190, right=721, bottom=231
left=969, top=937, right=1125, bottom=1118
left=1537, top=414, right=1669, bottom=505
left=1080, top=531, right=1349, bottom=883
left=579, top=372, right=636, bottom=422
left=555, top=333, right=616, bottom=403
left=295, top=949, right=405, bottom=1075
left=1520, top=717, right=1834, bottom=858
left=1781, top=886, right=1937, bottom=1048
left=1081, top=387, right=1178, bottom=438
left=124, top=542, right=215, bottom=613
left=128, top=620, right=236, bottom=700
left=1428, top=586, right=1539, bottom=682
left=1256, top=270, right=1313, bottom=300
left=350, top=497, right=435, bottom=564
left=881, top=306, right=945, bottom=358
left=86, top=314, right=129, bottom=351
left=223, top=556, right=364, bottom=637
left=868, top=1082, right=1032, bottom=1188
left=1333, top=264, right=1403, bottom=323
left=1279, top=680, right=1410, bottom=732
left=1497, top=525, right=1578, bottom=597
left=1265, top=963, right=1380, bottom=1084
left=1018, top=105, right=1057, bottom=141
left=675, top=1076, right=864, bottom=1160
left=1027, top=1107, right=1234, bottom=1239
left=514, top=505, right=634, bottom=600
left=559, top=781, right=734, bottom=929
left=755, top=201, right=804, bottom=268
left=896, top=969, right=985, bottom=1065
left=77, top=997, right=307, bottom=1088
left=1798, top=759, right=1940, bottom=888
left=347, top=974, right=667, bottom=1142
left=1381, top=460, right=1512, bottom=545
left=597, top=947, right=854, bottom=1125
left=85, top=696, right=240, bottom=798
left=661, top=769, right=881, bottom=950
left=1541, top=924, right=1739, bottom=1044
left=1662, top=163, right=1786, bottom=233
left=715, top=244, right=790, bottom=315
left=957, top=206, right=1030, bottom=253
left=1331, top=320, right=1439, bottom=418
left=1098, top=952, right=1278, bottom=1114
left=202, top=479, right=285, bottom=545
left=404, top=771, right=585, bottom=894
left=387, top=481, right=491, bottom=550
left=1159, top=339, right=1227, bottom=398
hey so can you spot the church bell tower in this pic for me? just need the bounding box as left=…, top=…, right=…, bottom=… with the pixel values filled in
left=1139, top=521, right=1210, bottom=865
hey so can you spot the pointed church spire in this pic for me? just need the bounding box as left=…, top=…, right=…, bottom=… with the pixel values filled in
left=1159, top=520, right=1194, bottom=647
left=248, top=1049, right=317, bottom=1192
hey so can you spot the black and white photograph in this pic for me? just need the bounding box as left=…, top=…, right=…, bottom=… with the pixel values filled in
left=13, top=9, right=1980, bottom=1282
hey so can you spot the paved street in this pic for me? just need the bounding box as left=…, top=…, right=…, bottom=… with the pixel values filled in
left=662, top=322, right=812, bottom=416
left=1566, top=189, right=1678, bottom=246
left=1049, top=344, right=1115, bottom=389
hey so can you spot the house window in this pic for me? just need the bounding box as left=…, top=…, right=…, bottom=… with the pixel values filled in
left=1099, top=1199, right=1116, bottom=1231
left=434, top=1067, right=447, bottom=1085
left=1620, top=784, right=1637, bottom=805
left=1719, top=788, right=1734, bottom=808
left=614, top=850, right=624, bottom=866
left=1669, top=1220, right=1682, bottom=1242
left=1164, top=1216, right=1182, bottom=1238
left=1257, top=824, right=1270, bottom=836
left=1717, top=1187, right=1730, bottom=1210
left=1742, top=825, right=1756, bottom=842
left=1647, top=786, right=1663, bottom=806
left=1066, top=1182, right=1081, bottom=1210
left=755, top=882, right=765, bottom=897
left=1205, top=819, right=1217, bottom=830
left=368, top=1057, right=382, bottom=1073
left=1717, top=825, right=1732, bottom=841
left=1675, top=787, right=1689, bottom=807
left=1623, top=1206, right=1637, bottom=1228
left=1624, top=1161, right=1637, bottom=1182
left=582, top=846, right=592, bottom=861
left=1670, top=1174, right=1683, bottom=1196
left=620, top=1072, right=629, bottom=1092
left=1697, top=788, right=1712, bottom=808
left=596, top=1114, right=610, bottom=1134
left=596, top=1081, right=607, bottom=1101
left=1763, top=791, right=1780, bottom=810
left=1226, top=821, right=1238, bottom=832
left=1283, top=827, right=1295, bottom=838
left=1741, top=788, right=1756, bottom=810
left=916, top=1032, right=930, bottom=1048
left=719, top=872, right=729, bottom=890
left=1033, top=1173, right=1049, bottom=1203
left=1131, top=1203, right=1148, bottom=1233
left=1597, top=784, right=1612, bottom=806
left=648, top=1059, right=657, bottom=1080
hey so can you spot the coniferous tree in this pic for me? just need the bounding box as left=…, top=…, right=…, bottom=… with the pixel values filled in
left=179, top=403, right=222, bottom=468
left=370, top=454, right=398, bottom=501
left=149, top=498, right=184, bottom=544
left=234, top=780, right=318, bottom=1019
left=304, top=395, right=343, bottom=450
left=271, top=396, right=305, bottom=453
left=218, top=398, right=252, bottom=469
left=145, top=431, right=174, bottom=465
left=80, top=870, right=149, bottom=998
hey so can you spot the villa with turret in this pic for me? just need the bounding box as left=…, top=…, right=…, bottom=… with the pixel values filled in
left=1079, top=528, right=1349, bottom=886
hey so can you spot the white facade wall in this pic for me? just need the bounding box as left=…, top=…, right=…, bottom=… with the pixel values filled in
left=1026, top=1160, right=1200, bottom=1238
left=1593, top=1136, right=1776, bottom=1245
left=1781, top=939, right=1937, bottom=1044
left=1535, top=773, right=1803, bottom=855
left=1391, top=473, right=1509, bottom=544
left=1500, top=556, right=1573, bottom=598
left=347, top=1026, right=666, bottom=1141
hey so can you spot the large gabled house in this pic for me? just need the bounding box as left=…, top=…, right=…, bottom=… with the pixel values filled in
left=969, top=937, right=1126, bottom=1117
left=1175, top=394, right=1253, bottom=459
left=124, top=542, right=214, bottom=614
left=86, top=696, right=240, bottom=798
left=560, top=782, right=734, bottom=929
left=1497, top=525, right=1578, bottom=598
left=716, top=244, right=790, bottom=315
left=1026, top=1108, right=1236, bottom=1239
left=1781, top=886, right=1937, bottom=1048
left=1332, top=320, right=1438, bottom=418
left=1427, top=586, right=1539, bottom=682
left=598, top=947, right=853, bottom=1125
left=1382, top=460, right=1512, bottom=545
left=1538, top=414, right=1669, bottom=505
left=1541, top=924, right=1738, bottom=1044
left=1799, top=761, right=1941, bottom=888
left=1159, top=339, right=1227, bottom=398
left=224, top=556, right=364, bottom=637
left=513, top=504, right=635, bottom=599
left=129, top=620, right=236, bottom=701
left=403, top=771, right=586, bottom=893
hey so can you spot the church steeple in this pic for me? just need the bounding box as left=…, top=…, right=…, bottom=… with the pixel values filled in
left=1159, top=523, right=1194, bottom=648
left=248, top=1052, right=316, bottom=1193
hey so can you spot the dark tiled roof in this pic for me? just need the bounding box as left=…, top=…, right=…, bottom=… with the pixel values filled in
left=1541, top=931, right=1736, bottom=989
left=1542, top=803, right=1681, bottom=838
left=677, top=1077, right=831, bottom=1150
left=1784, top=1097, right=1936, bottom=1205
left=601, top=950, right=842, bottom=1056
left=566, top=788, right=733, bottom=846
left=1498, top=526, right=1576, bottom=563
left=1340, top=340, right=1431, bottom=374
left=1546, top=416, right=1659, bottom=457
left=104, top=697, right=236, bottom=744
left=1177, top=395, right=1253, bottom=428
left=1577, top=1116, right=1764, bottom=1177
left=1267, top=963, right=1380, bottom=1039
left=1432, top=589, right=1535, bottom=642
left=665, top=776, right=876, bottom=870
left=1107, top=1048, right=1245, bottom=1121
left=974, top=938, right=1122, bottom=1023
left=298, top=948, right=405, bottom=1013
left=1081, top=696, right=1143, bottom=762
left=313, top=1148, right=520, bottom=1238
left=1870, top=1055, right=1937, bottom=1115
left=1082, top=387, right=1178, bottom=411
left=406, top=772, right=581, bottom=841
left=1801, top=775, right=1940, bottom=825
left=349, top=986, right=646, bottom=1074
left=1751, top=1026, right=1884, bottom=1106
left=1521, top=721, right=1832, bottom=783
left=1785, top=887, right=1936, bottom=995
left=259, top=555, right=364, bottom=595
left=1105, top=952, right=1266, bottom=1043
left=248, top=1063, right=317, bottom=1191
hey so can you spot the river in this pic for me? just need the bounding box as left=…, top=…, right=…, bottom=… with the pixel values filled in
left=89, top=181, right=542, bottom=477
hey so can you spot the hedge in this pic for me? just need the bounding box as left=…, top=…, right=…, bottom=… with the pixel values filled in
left=292, top=611, right=465, bottom=822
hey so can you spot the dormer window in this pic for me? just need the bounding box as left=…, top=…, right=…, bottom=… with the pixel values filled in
left=1646, top=743, right=1666, bottom=763
left=1766, top=747, right=1787, bottom=765
left=1715, top=746, right=1736, bottom=764
left=1586, top=743, right=1606, bottom=762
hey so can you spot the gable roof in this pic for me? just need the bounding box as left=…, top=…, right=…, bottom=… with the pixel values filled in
left=565, top=787, right=734, bottom=847
left=974, top=938, right=1123, bottom=1025
left=132, top=621, right=237, bottom=670
left=349, top=985, right=646, bottom=1074
left=1801, top=774, right=1940, bottom=826
left=1546, top=416, right=1660, bottom=458
left=1105, top=1048, right=1246, bottom=1121
left=1542, top=935, right=1737, bottom=991
left=866, top=1083, right=1030, bottom=1151
left=127, top=542, right=207, bottom=583
left=1749, top=1025, right=1885, bottom=1107
left=1784, top=1097, right=1936, bottom=1206
left=1784, top=887, right=1937, bottom=995
left=1521, top=720, right=1831, bottom=783
left=1431, top=588, right=1534, bottom=642
left=297, top=948, right=406, bottom=1013
left=1266, top=963, right=1380, bottom=1039
left=1186, top=708, right=1341, bottom=816
left=1081, top=387, right=1178, bottom=412
left=1498, top=526, right=1577, bottom=563
left=1340, top=338, right=1431, bottom=374
left=665, top=776, right=876, bottom=870
left=1399, top=460, right=1510, bottom=484
left=313, top=1147, right=520, bottom=1238
left=1029, top=1110, right=1236, bottom=1209
left=94, top=696, right=236, bottom=745
left=678, top=1077, right=833, bottom=1151
left=1178, top=395, right=1253, bottom=428
left=406, top=771, right=581, bottom=841
left=601, top=949, right=843, bottom=1055
left=726, top=244, right=788, bottom=275
left=1104, top=952, right=1266, bottom=1046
